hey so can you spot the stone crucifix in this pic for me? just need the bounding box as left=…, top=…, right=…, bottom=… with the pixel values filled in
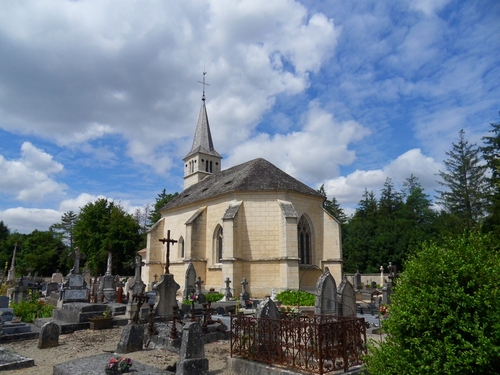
left=241, top=278, right=248, bottom=294
left=158, top=230, right=178, bottom=274
left=195, top=276, right=204, bottom=295
left=72, top=247, right=83, bottom=275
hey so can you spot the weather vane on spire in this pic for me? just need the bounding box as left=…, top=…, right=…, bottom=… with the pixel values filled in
left=198, top=71, right=210, bottom=101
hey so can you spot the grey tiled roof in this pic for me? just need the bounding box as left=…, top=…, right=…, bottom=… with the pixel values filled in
left=184, top=102, right=222, bottom=160
left=163, top=158, right=324, bottom=211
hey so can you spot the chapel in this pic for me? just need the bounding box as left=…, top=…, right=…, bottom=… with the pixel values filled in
left=141, top=87, right=343, bottom=298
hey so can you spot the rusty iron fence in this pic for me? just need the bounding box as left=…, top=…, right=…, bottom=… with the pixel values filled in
left=231, top=313, right=367, bottom=374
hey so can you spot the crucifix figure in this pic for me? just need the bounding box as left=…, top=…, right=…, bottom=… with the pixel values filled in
left=241, top=278, right=248, bottom=294
left=71, top=247, right=83, bottom=275
left=158, top=230, right=178, bottom=274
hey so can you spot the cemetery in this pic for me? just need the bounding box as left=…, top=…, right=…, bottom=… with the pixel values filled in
left=0, top=239, right=384, bottom=375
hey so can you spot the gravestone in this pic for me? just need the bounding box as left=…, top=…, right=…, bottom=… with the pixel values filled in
left=355, top=270, right=362, bottom=291
left=124, top=277, right=135, bottom=296
left=222, top=277, right=232, bottom=301
left=0, top=295, right=14, bottom=321
left=270, top=289, right=277, bottom=301
left=125, top=257, right=146, bottom=321
left=337, top=276, right=356, bottom=317
left=255, top=296, right=280, bottom=319
left=195, top=277, right=206, bottom=304
left=59, top=247, right=88, bottom=306
left=116, top=323, right=144, bottom=354
left=239, top=278, right=249, bottom=306
left=98, top=252, right=117, bottom=302
left=184, top=263, right=197, bottom=300
left=176, top=322, right=208, bottom=375
left=6, top=243, right=17, bottom=282
left=38, top=321, right=59, bottom=349
left=154, top=273, right=180, bottom=318
left=51, top=270, right=63, bottom=284
left=45, top=282, right=60, bottom=298
left=314, top=267, right=337, bottom=315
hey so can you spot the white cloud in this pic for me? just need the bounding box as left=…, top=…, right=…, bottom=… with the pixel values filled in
left=225, top=102, right=370, bottom=182
left=0, top=142, right=66, bottom=202
left=409, top=0, right=451, bottom=17
left=323, top=149, right=442, bottom=207
left=0, top=207, right=62, bottom=234
left=0, top=0, right=339, bottom=175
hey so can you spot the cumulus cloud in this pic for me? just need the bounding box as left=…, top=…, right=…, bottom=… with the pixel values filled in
left=0, top=207, right=62, bottom=234
left=0, top=142, right=66, bottom=202
left=225, top=102, right=370, bottom=183
left=0, top=0, right=339, bottom=174
left=323, top=149, right=442, bottom=208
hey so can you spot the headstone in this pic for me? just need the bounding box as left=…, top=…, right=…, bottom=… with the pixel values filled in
left=355, top=270, right=362, bottom=291
left=38, top=321, right=59, bottom=349
left=45, top=282, right=59, bottom=298
left=184, top=263, right=197, bottom=300
left=239, top=278, right=249, bottom=306
left=125, top=257, right=146, bottom=321
left=337, top=276, right=356, bottom=316
left=59, top=247, right=88, bottom=305
left=51, top=270, right=63, bottom=284
left=255, top=297, right=280, bottom=319
left=270, top=289, right=277, bottom=301
left=0, top=295, right=14, bottom=322
left=116, top=323, right=144, bottom=354
left=7, top=243, right=17, bottom=282
left=222, top=277, right=232, bottom=301
left=379, top=265, right=384, bottom=287
left=176, top=322, right=208, bottom=375
left=97, top=252, right=117, bottom=302
left=314, top=267, right=337, bottom=315
left=124, top=277, right=135, bottom=296
left=195, top=277, right=206, bottom=304
left=82, top=266, right=91, bottom=286
left=154, top=273, right=180, bottom=318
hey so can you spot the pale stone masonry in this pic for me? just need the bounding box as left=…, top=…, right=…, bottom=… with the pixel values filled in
left=142, top=93, right=342, bottom=297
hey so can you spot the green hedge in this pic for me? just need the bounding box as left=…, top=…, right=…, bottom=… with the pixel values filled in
left=276, top=290, right=315, bottom=306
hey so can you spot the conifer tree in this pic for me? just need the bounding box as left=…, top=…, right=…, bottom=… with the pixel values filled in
left=436, top=129, right=488, bottom=231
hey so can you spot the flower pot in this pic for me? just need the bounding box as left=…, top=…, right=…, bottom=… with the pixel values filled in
left=89, top=317, right=113, bottom=330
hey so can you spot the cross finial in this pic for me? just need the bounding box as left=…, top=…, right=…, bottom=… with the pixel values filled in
left=198, top=71, right=210, bottom=102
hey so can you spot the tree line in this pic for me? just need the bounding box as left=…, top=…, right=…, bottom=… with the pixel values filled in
left=0, top=190, right=178, bottom=277
left=323, top=116, right=500, bottom=273
left=0, top=115, right=498, bottom=277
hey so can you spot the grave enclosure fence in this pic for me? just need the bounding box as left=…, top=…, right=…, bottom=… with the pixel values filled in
left=230, top=313, right=367, bottom=374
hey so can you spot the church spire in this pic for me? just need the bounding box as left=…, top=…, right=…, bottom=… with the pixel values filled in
left=183, top=72, right=222, bottom=189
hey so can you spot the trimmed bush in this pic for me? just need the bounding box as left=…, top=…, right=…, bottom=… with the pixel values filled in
left=276, top=290, right=315, bottom=306
left=12, top=299, right=54, bottom=323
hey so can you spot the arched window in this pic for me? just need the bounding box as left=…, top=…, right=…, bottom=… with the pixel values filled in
left=214, top=225, right=223, bottom=263
left=298, top=216, right=312, bottom=264
left=178, top=237, right=184, bottom=258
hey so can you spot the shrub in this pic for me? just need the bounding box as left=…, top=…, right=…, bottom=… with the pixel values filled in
left=205, top=293, right=224, bottom=303
left=12, top=299, right=54, bottom=323
left=364, top=231, right=500, bottom=375
left=276, top=290, right=315, bottom=306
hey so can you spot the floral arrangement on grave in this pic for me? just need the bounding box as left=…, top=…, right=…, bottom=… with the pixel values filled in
left=105, top=357, right=133, bottom=374
left=379, top=304, right=389, bottom=317
left=183, top=293, right=198, bottom=305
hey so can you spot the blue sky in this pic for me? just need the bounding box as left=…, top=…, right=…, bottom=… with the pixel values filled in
left=0, top=0, right=499, bottom=233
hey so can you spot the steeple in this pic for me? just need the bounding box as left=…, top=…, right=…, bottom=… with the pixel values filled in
left=183, top=72, right=222, bottom=189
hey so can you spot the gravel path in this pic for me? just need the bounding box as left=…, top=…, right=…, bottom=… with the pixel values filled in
left=0, top=326, right=234, bottom=374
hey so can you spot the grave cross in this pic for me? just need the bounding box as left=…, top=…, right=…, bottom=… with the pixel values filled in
left=224, top=277, right=231, bottom=289
left=195, top=277, right=204, bottom=295
left=70, top=247, right=84, bottom=275
left=241, top=278, right=248, bottom=294
left=158, top=230, right=178, bottom=274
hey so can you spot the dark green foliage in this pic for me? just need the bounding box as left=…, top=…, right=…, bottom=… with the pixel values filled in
left=73, top=199, right=142, bottom=275
left=364, top=231, right=500, bottom=375
left=436, top=129, right=488, bottom=232
left=481, top=112, right=500, bottom=238
left=0, top=221, right=9, bottom=241
left=276, top=290, right=315, bottom=306
left=16, top=230, right=65, bottom=276
left=205, top=293, right=224, bottom=303
left=318, top=185, right=348, bottom=224
left=12, top=297, right=54, bottom=323
left=148, top=189, right=179, bottom=225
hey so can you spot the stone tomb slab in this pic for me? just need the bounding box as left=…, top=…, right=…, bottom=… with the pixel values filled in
left=0, top=347, right=34, bottom=371
left=53, top=353, right=165, bottom=375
